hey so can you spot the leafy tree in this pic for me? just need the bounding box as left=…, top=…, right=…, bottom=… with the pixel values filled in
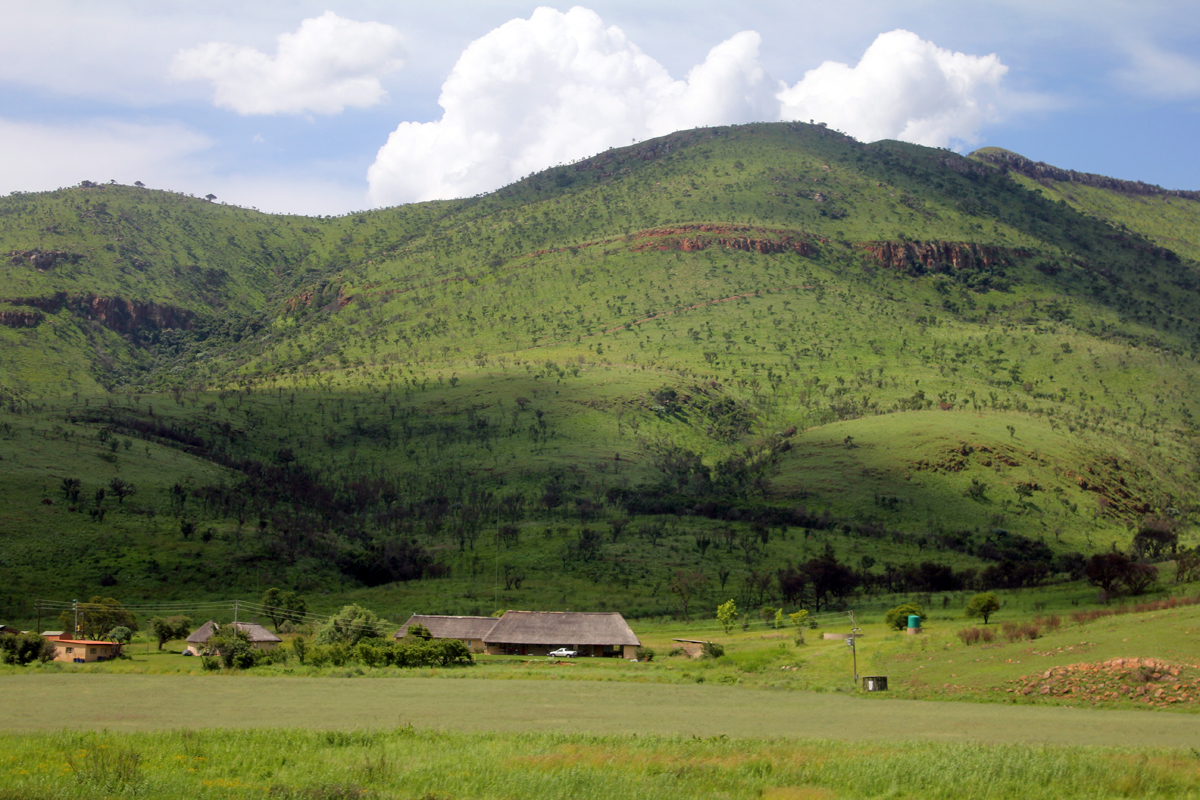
left=148, top=615, right=193, bottom=650
left=108, top=477, right=135, bottom=504
left=105, top=626, right=133, bottom=646
left=314, top=604, right=388, bottom=647
left=802, top=544, right=858, bottom=612
left=884, top=603, right=925, bottom=630
left=788, top=610, right=809, bottom=645
left=59, top=597, right=137, bottom=640
left=1085, top=552, right=1131, bottom=599
left=260, top=588, right=307, bottom=632
left=716, top=598, right=738, bottom=633
left=209, top=625, right=255, bottom=669
left=964, top=592, right=1001, bottom=624
left=1121, top=562, right=1158, bottom=596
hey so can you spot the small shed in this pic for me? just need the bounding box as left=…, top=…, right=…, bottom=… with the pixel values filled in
left=671, top=639, right=712, bottom=658
left=40, top=630, right=65, bottom=640
left=185, top=621, right=282, bottom=656
left=396, top=615, right=497, bottom=654
left=483, top=611, right=640, bottom=658
left=52, top=639, right=117, bottom=663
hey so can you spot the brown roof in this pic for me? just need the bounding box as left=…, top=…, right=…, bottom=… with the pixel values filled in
left=396, top=615, right=498, bottom=641
left=186, top=620, right=282, bottom=644
left=483, top=611, right=640, bottom=647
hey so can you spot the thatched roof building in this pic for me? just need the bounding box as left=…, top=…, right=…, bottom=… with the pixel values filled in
left=185, top=620, right=282, bottom=654
left=396, top=615, right=497, bottom=653
left=483, top=611, right=640, bottom=658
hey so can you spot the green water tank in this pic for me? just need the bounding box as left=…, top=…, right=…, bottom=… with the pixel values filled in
left=907, top=614, right=921, bottom=629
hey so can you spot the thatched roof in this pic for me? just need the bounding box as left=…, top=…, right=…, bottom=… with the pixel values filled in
left=484, top=611, right=640, bottom=646
left=186, top=620, right=282, bottom=644
left=395, top=615, right=497, bottom=641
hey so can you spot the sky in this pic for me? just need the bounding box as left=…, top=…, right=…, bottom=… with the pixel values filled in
left=1, top=1, right=1197, bottom=216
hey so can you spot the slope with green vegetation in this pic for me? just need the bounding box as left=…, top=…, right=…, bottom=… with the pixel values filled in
left=1, top=122, right=1197, bottom=625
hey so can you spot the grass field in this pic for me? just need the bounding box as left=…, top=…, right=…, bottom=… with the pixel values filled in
left=2, top=721, right=1200, bottom=799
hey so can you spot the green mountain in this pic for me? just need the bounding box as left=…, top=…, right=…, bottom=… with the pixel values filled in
left=1, top=123, right=1197, bottom=623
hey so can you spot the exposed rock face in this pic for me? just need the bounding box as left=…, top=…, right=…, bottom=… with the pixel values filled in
left=633, top=224, right=822, bottom=257
left=0, top=309, right=43, bottom=328
left=974, top=149, right=1200, bottom=201
left=0, top=292, right=195, bottom=333
left=8, top=249, right=83, bottom=271
left=859, top=241, right=1022, bottom=272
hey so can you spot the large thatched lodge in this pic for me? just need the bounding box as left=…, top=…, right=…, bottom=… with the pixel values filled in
left=396, top=610, right=640, bottom=658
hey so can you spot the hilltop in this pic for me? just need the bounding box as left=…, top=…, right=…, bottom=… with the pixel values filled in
left=1, top=122, right=1197, bottom=622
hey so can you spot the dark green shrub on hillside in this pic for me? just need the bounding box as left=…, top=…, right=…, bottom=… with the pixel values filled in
left=884, top=603, right=925, bottom=630
left=702, top=641, right=725, bottom=659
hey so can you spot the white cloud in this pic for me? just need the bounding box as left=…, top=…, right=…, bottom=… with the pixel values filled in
left=367, top=10, right=1014, bottom=206
left=0, top=118, right=212, bottom=193
left=367, top=7, right=778, bottom=206
left=172, top=11, right=406, bottom=115
left=777, top=30, right=1008, bottom=147
left=1114, top=41, right=1200, bottom=98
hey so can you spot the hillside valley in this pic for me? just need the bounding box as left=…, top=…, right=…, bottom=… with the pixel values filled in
left=1, top=122, right=1198, bottom=624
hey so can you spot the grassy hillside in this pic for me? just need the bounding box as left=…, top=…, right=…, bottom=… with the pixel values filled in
left=1, top=123, right=1198, bottom=624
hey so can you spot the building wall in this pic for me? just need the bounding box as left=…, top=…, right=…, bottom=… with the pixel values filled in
left=53, top=642, right=114, bottom=663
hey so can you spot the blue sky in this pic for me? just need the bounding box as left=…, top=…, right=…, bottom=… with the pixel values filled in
left=1, top=1, right=1197, bottom=215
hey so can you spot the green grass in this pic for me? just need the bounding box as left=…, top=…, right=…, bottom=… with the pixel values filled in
left=4, top=726, right=1200, bottom=800
left=1, top=121, right=1199, bottom=623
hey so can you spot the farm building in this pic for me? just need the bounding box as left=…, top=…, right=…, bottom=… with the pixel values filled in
left=185, top=621, right=282, bottom=655
left=40, top=630, right=64, bottom=640
left=0, top=624, right=22, bottom=636
left=51, top=638, right=118, bottom=663
left=396, top=615, right=497, bottom=654
left=483, top=611, right=640, bottom=658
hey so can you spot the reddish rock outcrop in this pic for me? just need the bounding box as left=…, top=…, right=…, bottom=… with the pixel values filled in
left=859, top=240, right=1023, bottom=272
left=0, top=292, right=195, bottom=333
left=633, top=224, right=821, bottom=257
left=7, top=249, right=83, bottom=271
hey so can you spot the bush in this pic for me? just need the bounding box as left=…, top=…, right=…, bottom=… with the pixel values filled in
left=702, top=641, right=725, bottom=659
left=635, top=646, right=655, bottom=662
left=0, top=632, right=56, bottom=665
left=958, top=627, right=982, bottom=645
left=667, top=647, right=685, bottom=657
left=884, top=603, right=925, bottom=631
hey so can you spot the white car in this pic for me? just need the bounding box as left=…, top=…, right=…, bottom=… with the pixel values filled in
left=549, top=648, right=578, bottom=658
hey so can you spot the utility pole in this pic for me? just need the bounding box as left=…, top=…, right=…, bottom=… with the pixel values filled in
left=847, top=610, right=860, bottom=684
left=234, top=599, right=239, bottom=625
left=36, top=600, right=41, bottom=636
left=73, top=599, right=79, bottom=640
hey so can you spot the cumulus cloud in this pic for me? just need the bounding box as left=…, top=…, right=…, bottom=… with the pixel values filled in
left=1114, top=41, right=1200, bottom=98
left=777, top=30, right=1007, bottom=147
left=367, top=10, right=1016, bottom=207
left=172, top=11, right=405, bottom=115
left=367, top=7, right=778, bottom=206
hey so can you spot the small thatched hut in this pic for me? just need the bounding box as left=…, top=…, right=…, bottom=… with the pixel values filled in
left=185, top=621, right=282, bottom=656
left=395, top=615, right=498, bottom=653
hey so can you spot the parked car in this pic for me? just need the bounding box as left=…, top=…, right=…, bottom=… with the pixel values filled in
left=549, top=648, right=577, bottom=658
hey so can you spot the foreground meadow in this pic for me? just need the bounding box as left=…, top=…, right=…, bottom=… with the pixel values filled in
left=2, top=727, right=1200, bottom=800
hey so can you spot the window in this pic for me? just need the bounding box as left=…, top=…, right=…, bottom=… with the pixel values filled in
left=66, top=647, right=73, bottom=654
left=90, top=648, right=96, bottom=654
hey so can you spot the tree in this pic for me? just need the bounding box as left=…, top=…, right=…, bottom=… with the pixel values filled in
left=106, top=626, right=133, bottom=647
left=884, top=603, right=925, bottom=630
left=802, top=544, right=858, bottom=612
left=148, top=615, right=193, bottom=650
left=964, top=592, right=1001, bottom=624
left=209, top=625, right=255, bottom=669
left=669, top=570, right=708, bottom=623
left=717, top=599, right=738, bottom=633
left=314, top=604, right=388, bottom=647
left=260, top=588, right=307, bottom=631
left=59, top=597, right=137, bottom=640
left=1121, top=562, right=1158, bottom=596
left=204, top=193, right=217, bottom=202
left=108, top=477, right=135, bottom=504
left=1132, top=518, right=1178, bottom=559
left=1085, top=552, right=1131, bottom=599
left=788, top=610, right=809, bottom=645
